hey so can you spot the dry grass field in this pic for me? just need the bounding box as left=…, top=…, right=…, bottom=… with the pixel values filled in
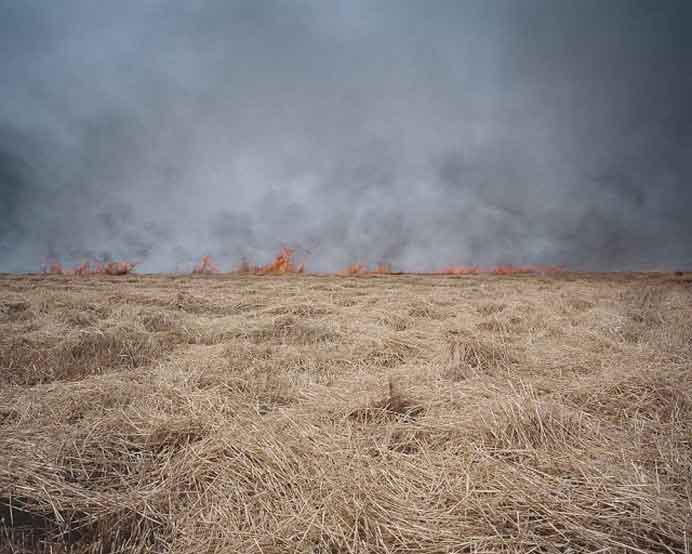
left=1, top=272, right=691, bottom=553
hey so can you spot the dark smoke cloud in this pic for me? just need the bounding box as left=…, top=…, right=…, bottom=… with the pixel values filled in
left=1, top=0, right=691, bottom=272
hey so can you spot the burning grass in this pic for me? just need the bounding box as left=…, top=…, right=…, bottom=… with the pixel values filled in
left=192, top=255, right=220, bottom=274
left=340, top=262, right=394, bottom=275
left=41, top=250, right=568, bottom=277
left=1, top=271, right=690, bottom=553
left=190, top=248, right=306, bottom=275
left=255, top=247, right=305, bottom=274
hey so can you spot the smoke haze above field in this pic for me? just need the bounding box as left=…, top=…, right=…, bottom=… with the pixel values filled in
left=1, top=0, right=691, bottom=272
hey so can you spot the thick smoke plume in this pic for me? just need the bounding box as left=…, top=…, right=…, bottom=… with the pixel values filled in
left=1, top=1, right=691, bottom=272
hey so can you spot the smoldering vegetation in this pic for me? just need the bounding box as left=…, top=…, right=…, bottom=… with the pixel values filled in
left=1, top=272, right=691, bottom=553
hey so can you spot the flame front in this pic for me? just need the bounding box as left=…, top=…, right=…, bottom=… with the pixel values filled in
left=41, top=250, right=564, bottom=276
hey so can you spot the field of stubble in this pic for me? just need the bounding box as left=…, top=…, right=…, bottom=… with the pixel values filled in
left=1, top=272, right=691, bottom=553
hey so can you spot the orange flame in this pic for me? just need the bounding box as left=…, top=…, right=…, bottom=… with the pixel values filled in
left=341, top=262, right=368, bottom=275
left=100, top=261, right=137, bottom=275
left=42, top=259, right=65, bottom=274
left=372, top=263, right=393, bottom=274
left=256, top=247, right=304, bottom=275
left=73, top=261, right=93, bottom=276
left=40, top=252, right=565, bottom=276
left=340, top=262, right=395, bottom=275
left=192, top=255, right=220, bottom=274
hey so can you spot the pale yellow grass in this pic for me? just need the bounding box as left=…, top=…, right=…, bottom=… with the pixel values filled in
left=0, top=272, right=691, bottom=553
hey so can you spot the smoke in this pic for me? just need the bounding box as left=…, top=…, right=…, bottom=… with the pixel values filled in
left=1, top=0, right=691, bottom=272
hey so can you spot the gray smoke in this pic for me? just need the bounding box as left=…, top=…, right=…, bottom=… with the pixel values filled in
left=1, top=0, right=691, bottom=272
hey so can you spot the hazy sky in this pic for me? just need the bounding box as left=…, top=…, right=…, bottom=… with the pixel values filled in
left=1, top=0, right=691, bottom=272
